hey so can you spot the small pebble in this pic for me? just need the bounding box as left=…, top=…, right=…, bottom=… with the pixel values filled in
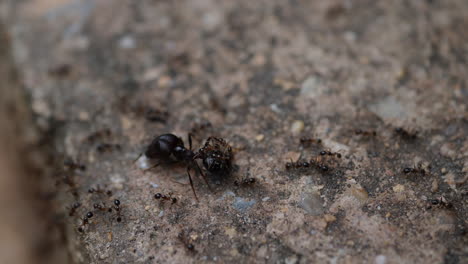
left=291, top=120, right=304, bottom=135
left=392, top=184, right=405, bottom=193
left=255, top=134, right=265, bottom=141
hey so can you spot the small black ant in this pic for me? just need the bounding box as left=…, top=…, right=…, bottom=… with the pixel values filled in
left=394, top=127, right=418, bottom=139
left=402, top=164, right=426, bottom=176
left=178, top=231, right=195, bottom=252
left=154, top=193, right=177, bottom=204
left=354, top=129, right=377, bottom=137
left=234, top=177, right=256, bottom=186
left=85, top=129, right=112, bottom=143
left=96, top=143, right=122, bottom=153
left=68, top=202, right=81, bottom=216
left=77, top=211, right=93, bottom=232
left=319, top=150, right=342, bottom=159
left=88, top=185, right=113, bottom=196
left=136, top=133, right=210, bottom=201
left=113, top=199, right=122, bottom=222
left=63, top=159, right=86, bottom=171
left=426, top=197, right=452, bottom=209
left=285, top=159, right=329, bottom=172
left=299, top=137, right=322, bottom=146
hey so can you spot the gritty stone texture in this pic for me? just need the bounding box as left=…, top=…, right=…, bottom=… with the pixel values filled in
left=4, top=0, right=468, bottom=263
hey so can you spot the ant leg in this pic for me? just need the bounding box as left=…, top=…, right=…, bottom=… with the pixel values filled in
left=188, top=133, right=193, bottom=151
left=186, top=166, right=199, bottom=202
left=143, top=163, right=160, bottom=172
left=194, top=162, right=212, bottom=192
left=133, top=153, right=143, bottom=163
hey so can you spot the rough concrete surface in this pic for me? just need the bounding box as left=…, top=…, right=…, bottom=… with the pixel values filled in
left=2, top=0, right=468, bottom=263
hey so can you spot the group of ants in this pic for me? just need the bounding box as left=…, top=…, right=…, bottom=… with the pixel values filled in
left=64, top=123, right=449, bottom=251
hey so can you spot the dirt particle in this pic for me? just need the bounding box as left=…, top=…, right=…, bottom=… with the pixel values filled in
left=291, top=120, right=304, bottom=135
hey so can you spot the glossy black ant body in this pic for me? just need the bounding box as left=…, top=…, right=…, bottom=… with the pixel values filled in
left=354, top=129, right=377, bottom=137
left=402, top=164, right=426, bottom=176
left=299, top=137, right=322, bottom=146
left=394, top=127, right=418, bottom=139
left=194, top=137, right=233, bottom=176
left=77, top=211, right=93, bottom=233
left=234, top=177, right=256, bottom=186
left=68, top=202, right=81, bottom=216
left=137, top=133, right=209, bottom=201
left=154, top=193, right=177, bottom=204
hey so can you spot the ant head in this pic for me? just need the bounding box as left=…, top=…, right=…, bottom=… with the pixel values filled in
left=203, top=150, right=230, bottom=174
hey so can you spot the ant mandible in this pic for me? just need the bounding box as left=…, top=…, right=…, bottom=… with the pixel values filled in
left=136, top=133, right=210, bottom=201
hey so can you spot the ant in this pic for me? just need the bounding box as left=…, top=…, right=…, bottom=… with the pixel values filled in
left=154, top=193, right=177, bottom=204
left=402, top=164, right=426, bottom=176
left=426, top=197, right=452, bottom=210
left=354, top=129, right=377, bottom=137
left=77, top=212, right=93, bottom=233
left=394, top=127, right=418, bottom=139
left=63, top=159, right=86, bottom=171
left=136, top=133, right=210, bottom=201
left=299, top=137, right=322, bottom=147
left=285, top=159, right=330, bottom=172
left=194, top=137, right=233, bottom=177
left=144, top=108, right=169, bottom=123
left=68, top=202, right=81, bottom=216
left=88, top=185, right=113, bottom=196
left=319, top=150, right=342, bottom=159
left=178, top=231, right=195, bottom=252
left=96, top=143, right=122, bottom=153
left=85, top=129, right=112, bottom=143
left=234, top=177, right=256, bottom=186
left=113, top=199, right=122, bottom=222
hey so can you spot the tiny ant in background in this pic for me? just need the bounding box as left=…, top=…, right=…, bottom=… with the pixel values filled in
left=354, top=129, right=377, bottom=137
left=234, top=177, right=256, bottom=186
left=319, top=150, right=342, bottom=159
left=178, top=231, right=195, bottom=252
left=68, top=202, right=81, bottom=216
left=63, top=159, right=86, bottom=171
left=78, top=212, right=93, bottom=233
left=113, top=199, right=122, bottom=222
left=299, top=137, right=322, bottom=147
left=394, top=127, right=418, bottom=139
left=154, top=193, right=177, bottom=204
left=96, top=143, right=122, bottom=153
left=402, top=164, right=427, bottom=176
left=426, top=197, right=452, bottom=209
left=85, top=129, right=112, bottom=143
left=88, top=185, right=113, bottom=196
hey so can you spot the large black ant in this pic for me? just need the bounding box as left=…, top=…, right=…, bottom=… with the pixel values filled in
left=136, top=133, right=210, bottom=201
